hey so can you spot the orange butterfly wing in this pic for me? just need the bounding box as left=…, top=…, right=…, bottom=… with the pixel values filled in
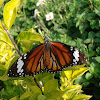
left=8, top=44, right=45, bottom=77
left=48, top=42, right=87, bottom=72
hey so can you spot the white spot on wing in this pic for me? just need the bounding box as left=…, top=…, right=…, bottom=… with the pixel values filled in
left=24, top=53, right=27, bottom=56
left=70, top=46, right=73, bottom=51
left=21, top=69, right=24, bottom=73
left=17, top=57, right=24, bottom=73
left=24, top=53, right=27, bottom=59
left=24, top=56, right=27, bottom=59
left=73, top=49, right=79, bottom=61
left=18, top=56, right=22, bottom=60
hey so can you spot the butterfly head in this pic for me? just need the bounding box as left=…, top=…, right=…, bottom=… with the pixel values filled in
left=44, top=37, right=50, bottom=49
left=44, top=37, right=50, bottom=44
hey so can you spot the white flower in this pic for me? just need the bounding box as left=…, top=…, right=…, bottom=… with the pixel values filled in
left=36, top=0, right=43, bottom=6
left=39, top=81, right=43, bottom=87
left=45, top=12, right=54, bottom=21
left=34, top=9, right=38, bottom=19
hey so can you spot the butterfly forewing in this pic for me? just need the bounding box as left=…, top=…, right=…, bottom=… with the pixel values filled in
left=50, top=42, right=87, bottom=68
left=8, top=44, right=45, bottom=77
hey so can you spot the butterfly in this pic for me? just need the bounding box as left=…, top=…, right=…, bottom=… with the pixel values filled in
left=7, top=37, right=87, bottom=77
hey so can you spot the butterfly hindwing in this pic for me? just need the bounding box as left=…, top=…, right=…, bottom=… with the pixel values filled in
left=45, top=51, right=62, bottom=73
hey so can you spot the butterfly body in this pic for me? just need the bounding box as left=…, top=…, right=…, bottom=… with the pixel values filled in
left=8, top=37, right=87, bottom=77
left=43, top=37, right=51, bottom=66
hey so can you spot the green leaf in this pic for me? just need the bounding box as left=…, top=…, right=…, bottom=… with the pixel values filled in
left=94, top=8, right=100, bottom=16
left=79, top=23, right=88, bottom=34
left=19, top=40, right=35, bottom=53
left=88, top=50, right=95, bottom=57
left=64, top=84, right=82, bottom=92
left=23, top=76, right=36, bottom=87
left=38, top=95, right=46, bottom=100
left=0, top=56, right=17, bottom=81
left=95, top=56, right=100, bottom=63
left=0, top=28, right=14, bottom=47
left=41, top=73, right=54, bottom=85
left=94, top=38, right=100, bottom=43
left=89, top=62, right=95, bottom=74
left=71, top=67, right=89, bottom=82
left=44, top=79, right=58, bottom=94
left=95, top=32, right=100, bottom=38
left=67, top=40, right=76, bottom=47
left=73, top=94, right=92, bottom=100
left=88, top=31, right=95, bottom=39
left=17, top=29, right=44, bottom=53
left=10, top=55, right=19, bottom=64
left=84, top=39, right=91, bottom=44
left=29, top=92, right=40, bottom=100
left=76, top=20, right=81, bottom=27
left=90, top=62, right=100, bottom=78
left=64, top=64, right=86, bottom=71
left=62, top=85, right=82, bottom=99
left=0, top=65, right=6, bottom=70
left=10, top=96, right=18, bottom=100
left=46, top=90, right=64, bottom=99
left=85, top=72, right=93, bottom=80
left=18, top=29, right=44, bottom=44
left=56, top=28, right=67, bottom=34
left=20, top=92, right=32, bottom=100
left=3, top=0, right=20, bottom=30
left=31, top=86, right=42, bottom=94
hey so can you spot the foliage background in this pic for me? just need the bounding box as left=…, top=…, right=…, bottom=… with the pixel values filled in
left=0, top=0, right=100, bottom=100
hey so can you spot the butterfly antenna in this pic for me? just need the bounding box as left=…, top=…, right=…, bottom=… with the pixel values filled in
left=2, top=23, right=22, bottom=56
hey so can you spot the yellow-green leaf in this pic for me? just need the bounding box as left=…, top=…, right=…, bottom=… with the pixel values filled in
left=62, top=85, right=82, bottom=99
left=62, top=65, right=87, bottom=83
left=44, top=79, right=58, bottom=94
left=31, top=86, right=42, bottom=94
left=29, top=92, right=40, bottom=100
left=73, top=94, right=92, bottom=100
left=0, top=0, right=5, bottom=8
left=46, top=90, right=64, bottom=99
left=18, top=29, right=44, bottom=44
left=17, top=29, right=44, bottom=53
left=20, top=92, right=32, bottom=100
left=0, top=42, right=15, bottom=63
left=0, top=56, right=17, bottom=81
left=37, top=95, right=46, bottom=100
left=3, top=0, right=20, bottom=30
left=64, top=70, right=72, bottom=80
left=95, top=56, right=100, bottom=63
left=0, top=26, right=14, bottom=47
left=72, top=67, right=89, bottom=81
left=63, top=64, right=86, bottom=71
left=10, top=96, right=18, bottom=100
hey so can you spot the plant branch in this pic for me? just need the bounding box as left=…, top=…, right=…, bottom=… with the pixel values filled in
left=34, top=78, right=44, bottom=95
left=2, top=23, right=22, bottom=56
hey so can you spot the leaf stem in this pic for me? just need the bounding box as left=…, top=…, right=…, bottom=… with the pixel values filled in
left=2, top=23, right=22, bottom=56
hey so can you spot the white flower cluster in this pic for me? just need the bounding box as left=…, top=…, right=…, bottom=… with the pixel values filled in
left=34, top=0, right=54, bottom=21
